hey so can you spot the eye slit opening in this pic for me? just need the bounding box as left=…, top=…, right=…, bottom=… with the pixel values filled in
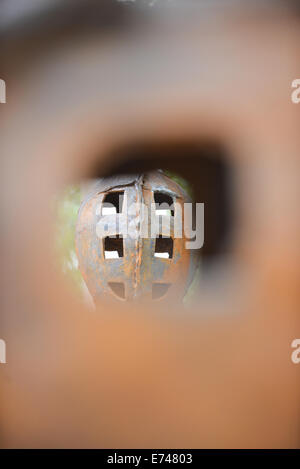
left=104, top=235, right=124, bottom=258
left=108, top=282, right=125, bottom=299
left=154, top=191, right=174, bottom=216
left=102, top=191, right=124, bottom=214
left=154, top=235, right=173, bottom=259
left=152, top=283, right=171, bottom=300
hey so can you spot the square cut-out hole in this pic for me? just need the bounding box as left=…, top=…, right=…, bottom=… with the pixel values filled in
left=154, top=235, right=173, bottom=259
left=102, top=191, right=124, bottom=215
left=154, top=192, right=174, bottom=217
left=108, top=282, right=125, bottom=299
left=152, top=283, right=171, bottom=300
left=104, top=235, right=123, bottom=258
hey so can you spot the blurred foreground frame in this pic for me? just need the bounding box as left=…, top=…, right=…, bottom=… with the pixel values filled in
left=1, top=0, right=300, bottom=448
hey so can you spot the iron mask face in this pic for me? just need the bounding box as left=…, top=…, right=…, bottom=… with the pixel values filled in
left=76, top=170, right=198, bottom=303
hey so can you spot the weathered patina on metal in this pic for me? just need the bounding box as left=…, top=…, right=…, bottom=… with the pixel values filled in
left=76, top=171, right=197, bottom=303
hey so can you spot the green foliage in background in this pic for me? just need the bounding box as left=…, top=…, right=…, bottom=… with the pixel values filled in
left=55, top=185, right=83, bottom=291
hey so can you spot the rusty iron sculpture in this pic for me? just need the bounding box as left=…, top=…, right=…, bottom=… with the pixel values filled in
left=76, top=171, right=197, bottom=303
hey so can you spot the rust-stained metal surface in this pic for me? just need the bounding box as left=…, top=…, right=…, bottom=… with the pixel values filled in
left=76, top=171, right=197, bottom=303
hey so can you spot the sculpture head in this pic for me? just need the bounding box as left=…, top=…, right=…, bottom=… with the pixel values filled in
left=76, top=170, right=198, bottom=303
